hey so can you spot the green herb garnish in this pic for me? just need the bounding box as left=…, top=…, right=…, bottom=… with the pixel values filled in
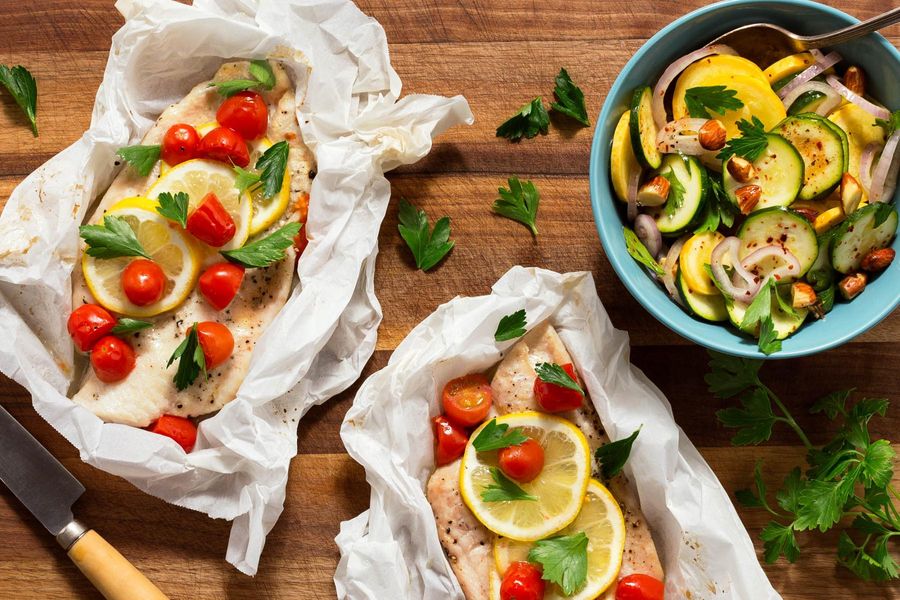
left=527, top=532, right=589, bottom=595
left=156, top=192, right=189, bottom=228
left=481, top=467, right=538, bottom=502
left=167, top=323, right=206, bottom=391
left=550, top=68, right=589, bottom=126
left=496, top=97, right=550, bottom=141
left=116, top=145, right=161, bottom=177
left=684, top=85, right=743, bottom=119
left=717, top=116, right=768, bottom=162
left=737, top=279, right=781, bottom=355
left=0, top=64, right=38, bottom=136
left=221, top=222, right=302, bottom=268
left=495, top=309, right=528, bottom=342
left=210, top=59, right=276, bottom=97
left=595, top=428, right=641, bottom=479
left=874, top=110, right=900, bottom=137
left=254, top=141, right=289, bottom=199
left=534, top=362, right=583, bottom=395
left=694, top=173, right=737, bottom=233
left=397, top=199, right=454, bottom=272
left=623, top=227, right=664, bottom=275
left=79, top=215, right=151, bottom=260
left=472, top=419, right=529, bottom=452
left=493, top=176, right=540, bottom=236
left=111, top=318, right=153, bottom=335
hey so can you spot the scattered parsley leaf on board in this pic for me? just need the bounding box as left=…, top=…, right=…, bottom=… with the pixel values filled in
left=705, top=351, right=762, bottom=398
left=472, top=419, right=529, bottom=452
left=874, top=110, right=900, bottom=137
left=683, top=85, right=743, bottom=119
left=623, top=227, right=664, bottom=275
left=79, top=215, right=151, bottom=260
left=595, top=427, right=640, bottom=479
left=493, top=176, right=540, bottom=235
left=716, top=387, right=776, bottom=445
left=254, top=141, right=289, bottom=199
left=534, top=363, right=583, bottom=394
left=550, top=68, right=589, bottom=126
left=116, top=145, right=161, bottom=177
left=495, top=309, right=527, bottom=342
left=397, top=199, right=454, bottom=272
left=111, top=318, right=153, bottom=335
left=221, top=222, right=302, bottom=268
left=496, top=97, right=550, bottom=141
left=211, top=59, right=276, bottom=97
left=167, top=323, right=206, bottom=391
left=481, top=467, right=538, bottom=502
left=717, top=116, right=768, bottom=162
left=156, top=192, right=189, bottom=228
left=528, top=532, right=589, bottom=595
left=0, top=64, right=38, bottom=136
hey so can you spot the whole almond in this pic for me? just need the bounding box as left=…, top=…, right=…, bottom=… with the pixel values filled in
left=861, top=248, right=895, bottom=272
left=727, top=156, right=756, bottom=184
left=734, top=184, right=761, bottom=214
left=843, top=66, right=865, bottom=96
left=698, top=119, right=726, bottom=151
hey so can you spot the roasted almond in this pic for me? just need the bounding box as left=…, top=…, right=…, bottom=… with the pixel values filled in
left=727, top=156, right=756, bottom=184
left=860, top=248, right=895, bottom=272
left=698, top=119, right=726, bottom=151
left=792, top=207, right=819, bottom=223
left=734, top=184, right=761, bottom=214
left=791, top=282, right=818, bottom=309
left=840, top=173, right=863, bottom=215
left=637, top=176, right=670, bottom=207
left=838, top=272, right=867, bottom=301
left=843, top=66, right=865, bottom=96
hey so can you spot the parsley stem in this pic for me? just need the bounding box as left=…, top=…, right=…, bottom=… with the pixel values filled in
left=759, top=381, right=813, bottom=450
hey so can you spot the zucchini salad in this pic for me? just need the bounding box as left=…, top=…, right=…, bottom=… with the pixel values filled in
left=612, top=45, right=899, bottom=354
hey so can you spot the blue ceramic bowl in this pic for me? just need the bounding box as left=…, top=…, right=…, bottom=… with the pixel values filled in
left=590, top=0, right=900, bottom=359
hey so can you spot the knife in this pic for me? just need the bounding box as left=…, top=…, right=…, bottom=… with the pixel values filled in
left=0, top=405, right=169, bottom=600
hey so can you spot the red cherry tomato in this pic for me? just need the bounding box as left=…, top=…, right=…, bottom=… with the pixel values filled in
left=293, top=225, right=308, bottom=257
left=186, top=192, right=236, bottom=247
left=499, top=438, right=545, bottom=483
left=433, top=415, right=468, bottom=466
left=198, top=262, right=245, bottom=310
left=67, top=304, right=116, bottom=352
left=216, top=91, right=268, bottom=140
left=616, top=574, right=665, bottom=600
left=148, top=415, right=198, bottom=452
left=441, top=373, right=493, bottom=428
left=534, top=363, right=584, bottom=412
left=161, top=123, right=200, bottom=167
left=90, top=336, right=136, bottom=383
left=196, top=321, right=234, bottom=370
left=198, top=126, right=250, bottom=167
left=121, top=259, right=166, bottom=306
left=500, top=562, right=545, bottom=600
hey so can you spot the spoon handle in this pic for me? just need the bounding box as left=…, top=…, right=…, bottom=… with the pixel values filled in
left=801, top=6, right=900, bottom=48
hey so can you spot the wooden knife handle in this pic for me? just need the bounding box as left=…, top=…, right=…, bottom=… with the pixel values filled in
left=67, top=529, right=169, bottom=600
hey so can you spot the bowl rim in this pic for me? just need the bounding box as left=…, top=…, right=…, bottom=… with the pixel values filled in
left=589, top=0, right=900, bottom=359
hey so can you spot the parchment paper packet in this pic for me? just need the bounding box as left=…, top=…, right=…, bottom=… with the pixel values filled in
left=0, top=0, right=472, bottom=575
left=336, top=267, right=780, bottom=599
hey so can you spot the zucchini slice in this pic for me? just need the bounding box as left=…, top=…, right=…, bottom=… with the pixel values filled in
left=772, top=114, right=847, bottom=201
left=726, top=291, right=808, bottom=340
left=723, top=134, right=804, bottom=211
left=738, top=207, right=819, bottom=281
left=646, top=154, right=708, bottom=235
left=677, top=268, right=728, bottom=322
left=831, top=203, right=899, bottom=274
left=629, top=86, right=662, bottom=169
left=787, top=90, right=827, bottom=116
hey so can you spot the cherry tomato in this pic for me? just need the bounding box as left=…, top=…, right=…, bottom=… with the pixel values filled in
left=500, top=562, right=545, bottom=600
left=441, top=373, right=493, bottom=428
left=433, top=415, right=468, bottom=466
left=67, top=304, right=116, bottom=352
left=616, top=574, right=665, bottom=600
left=216, top=91, right=268, bottom=140
left=121, top=259, right=166, bottom=306
left=148, top=415, right=198, bottom=452
left=90, top=336, right=136, bottom=383
left=198, top=126, right=250, bottom=167
left=534, top=363, right=584, bottom=412
left=161, top=123, right=200, bottom=167
left=186, top=192, right=236, bottom=247
left=499, top=438, right=545, bottom=483
left=198, top=262, right=245, bottom=310
left=293, top=224, right=308, bottom=257
left=196, top=321, right=234, bottom=370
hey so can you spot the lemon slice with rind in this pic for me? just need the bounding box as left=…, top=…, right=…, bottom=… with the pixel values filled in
left=492, top=479, right=627, bottom=599
left=82, top=197, right=200, bottom=318
left=460, top=411, right=591, bottom=542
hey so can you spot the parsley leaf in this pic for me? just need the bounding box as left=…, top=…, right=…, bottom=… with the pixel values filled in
left=761, top=521, right=801, bottom=563
left=493, top=176, right=540, bottom=235
left=623, top=227, right=664, bottom=275
left=717, top=116, right=769, bottom=162
left=472, top=418, right=529, bottom=452
left=550, top=68, right=589, bottom=126
left=810, top=389, right=854, bottom=420
left=111, top=318, right=152, bottom=335
left=527, top=532, right=589, bottom=595
left=716, top=387, right=776, bottom=445
left=210, top=79, right=259, bottom=97
left=660, top=167, right=686, bottom=218
left=534, top=363, right=583, bottom=395
left=873, top=202, right=894, bottom=228
left=495, top=309, right=527, bottom=342
left=694, top=173, right=737, bottom=233
left=874, top=109, right=900, bottom=137
left=481, top=467, right=537, bottom=502
left=496, top=97, right=550, bottom=141
left=248, top=59, right=276, bottom=90
left=234, top=165, right=262, bottom=195
left=156, top=192, right=189, bottom=228
left=738, top=279, right=781, bottom=355
left=397, top=199, right=454, bottom=272
left=79, top=214, right=151, bottom=260
left=757, top=317, right=782, bottom=356
left=221, top=222, right=302, bottom=268
left=116, top=145, right=161, bottom=177
left=166, top=323, right=207, bottom=391
left=0, top=64, right=38, bottom=136
left=683, top=85, right=743, bottom=119
left=705, top=351, right=762, bottom=398
left=255, top=140, right=289, bottom=200
left=595, top=428, right=640, bottom=479
left=211, top=59, right=277, bottom=97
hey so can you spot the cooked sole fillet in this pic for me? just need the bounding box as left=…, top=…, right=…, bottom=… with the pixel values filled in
left=70, top=61, right=315, bottom=427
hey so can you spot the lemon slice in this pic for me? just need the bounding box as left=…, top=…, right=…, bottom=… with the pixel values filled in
left=492, top=479, right=627, bottom=600
left=148, top=158, right=251, bottom=251
left=82, top=197, right=200, bottom=318
left=459, top=412, right=591, bottom=542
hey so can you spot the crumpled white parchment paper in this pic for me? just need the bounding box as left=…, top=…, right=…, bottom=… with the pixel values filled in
left=336, top=267, right=780, bottom=599
left=0, top=0, right=472, bottom=575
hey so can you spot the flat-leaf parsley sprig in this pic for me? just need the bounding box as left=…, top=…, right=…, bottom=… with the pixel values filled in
left=550, top=68, right=589, bottom=126
left=716, top=116, right=768, bottom=162
left=497, top=97, right=550, bottom=141
left=0, top=64, right=38, bottom=136
left=493, top=176, right=540, bottom=235
left=397, top=199, right=454, bottom=272
left=495, top=309, right=527, bottom=342
left=683, top=85, right=743, bottom=119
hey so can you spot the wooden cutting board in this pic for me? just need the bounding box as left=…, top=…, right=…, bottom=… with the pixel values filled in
left=0, top=1, right=898, bottom=598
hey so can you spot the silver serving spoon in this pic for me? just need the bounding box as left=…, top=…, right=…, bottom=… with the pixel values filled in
left=711, top=6, right=900, bottom=67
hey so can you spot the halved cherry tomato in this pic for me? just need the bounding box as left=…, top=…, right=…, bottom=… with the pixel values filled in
left=500, top=561, right=545, bottom=600
left=198, top=262, right=245, bottom=310
left=433, top=415, right=468, bottom=466
left=90, top=336, right=136, bottom=383
left=196, top=321, right=234, bottom=370
left=67, top=304, right=116, bottom=352
left=161, top=123, right=200, bottom=167
left=293, top=224, right=308, bottom=257
left=534, top=363, right=584, bottom=413
left=148, top=415, right=198, bottom=452
left=616, top=574, right=665, bottom=600
left=122, top=259, right=166, bottom=306
left=186, top=192, right=236, bottom=247
left=216, top=91, right=268, bottom=140
left=198, top=126, right=250, bottom=167
left=442, top=373, right=492, bottom=428
left=499, top=438, right=545, bottom=483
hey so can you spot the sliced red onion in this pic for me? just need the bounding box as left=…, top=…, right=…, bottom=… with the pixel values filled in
left=661, top=235, right=688, bottom=307
left=741, top=245, right=803, bottom=285
left=870, top=130, right=900, bottom=202
left=780, top=80, right=842, bottom=116
left=859, top=142, right=879, bottom=191
left=825, top=74, right=890, bottom=120
left=651, top=45, right=737, bottom=129
left=626, top=169, right=640, bottom=221
left=699, top=150, right=723, bottom=172
left=778, top=51, right=843, bottom=100
left=656, top=118, right=708, bottom=155
left=710, top=237, right=759, bottom=302
left=635, top=214, right=663, bottom=258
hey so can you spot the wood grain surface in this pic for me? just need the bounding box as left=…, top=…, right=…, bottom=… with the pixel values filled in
left=0, top=1, right=898, bottom=598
